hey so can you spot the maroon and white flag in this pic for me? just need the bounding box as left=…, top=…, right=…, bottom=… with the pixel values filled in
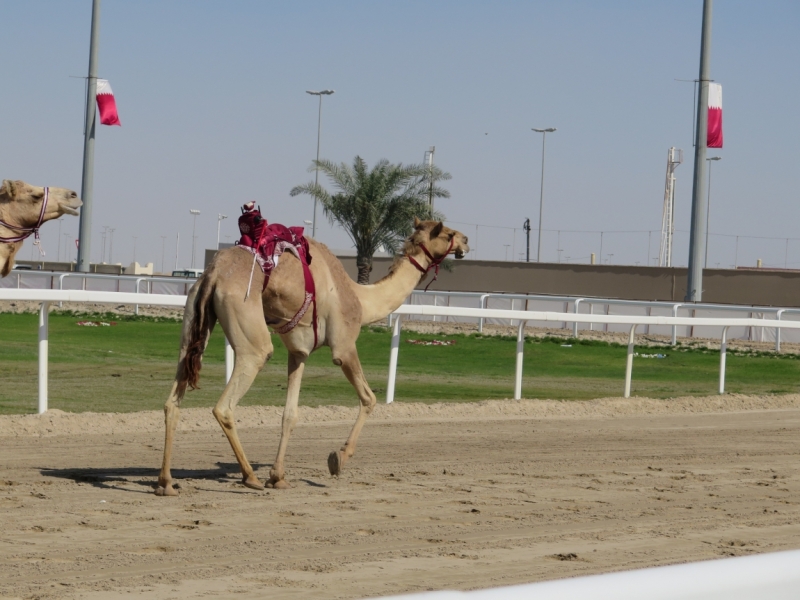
left=707, top=82, right=722, bottom=148
left=96, top=79, right=121, bottom=126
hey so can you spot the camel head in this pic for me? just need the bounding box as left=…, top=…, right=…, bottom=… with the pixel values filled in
left=0, top=180, right=82, bottom=276
left=0, top=180, right=82, bottom=224
left=411, top=217, right=470, bottom=260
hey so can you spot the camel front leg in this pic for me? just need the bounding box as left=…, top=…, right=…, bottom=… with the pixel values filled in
left=328, top=349, right=376, bottom=477
left=267, top=352, right=307, bottom=489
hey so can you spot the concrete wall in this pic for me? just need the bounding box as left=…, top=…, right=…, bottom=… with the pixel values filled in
left=337, top=257, right=800, bottom=308
left=205, top=247, right=800, bottom=309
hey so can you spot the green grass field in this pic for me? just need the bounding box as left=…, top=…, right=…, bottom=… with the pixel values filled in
left=1, top=312, right=798, bottom=414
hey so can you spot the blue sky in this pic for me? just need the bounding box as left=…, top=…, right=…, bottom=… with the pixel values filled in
left=2, top=1, right=799, bottom=269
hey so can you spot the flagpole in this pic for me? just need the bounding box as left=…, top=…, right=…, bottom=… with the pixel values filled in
left=685, top=0, right=713, bottom=302
left=77, top=0, right=101, bottom=273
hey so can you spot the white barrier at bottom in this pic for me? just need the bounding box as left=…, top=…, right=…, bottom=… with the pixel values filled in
left=371, top=549, right=800, bottom=600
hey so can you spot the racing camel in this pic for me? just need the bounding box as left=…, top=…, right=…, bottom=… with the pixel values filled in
left=156, top=218, right=469, bottom=495
left=0, top=179, right=82, bottom=276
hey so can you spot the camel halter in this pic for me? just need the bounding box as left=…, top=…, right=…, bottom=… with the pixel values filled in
left=0, top=187, right=48, bottom=256
left=407, top=236, right=454, bottom=292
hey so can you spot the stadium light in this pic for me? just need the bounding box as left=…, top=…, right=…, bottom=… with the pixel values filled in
left=532, top=128, right=557, bottom=262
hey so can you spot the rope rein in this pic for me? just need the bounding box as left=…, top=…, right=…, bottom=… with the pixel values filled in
left=407, top=236, right=454, bottom=291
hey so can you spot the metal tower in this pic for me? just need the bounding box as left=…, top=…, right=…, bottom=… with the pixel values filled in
left=659, top=147, right=683, bottom=267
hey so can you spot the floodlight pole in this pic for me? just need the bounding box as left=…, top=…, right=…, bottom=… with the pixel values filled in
left=686, top=0, right=713, bottom=302
left=216, top=213, right=228, bottom=249
left=532, top=128, right=556, bottom=262
left=190, top=209, right=200, bottom=268
left=523, top=218, right=531, bottom=262
left=306, top=90, right=335, bottom=238
left=77, top=0, right=101, bottom=272
left=425, top=146, right=436, bottom=215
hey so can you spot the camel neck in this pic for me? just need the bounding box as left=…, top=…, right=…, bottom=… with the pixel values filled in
left=351, top=251, right=432, bottom=325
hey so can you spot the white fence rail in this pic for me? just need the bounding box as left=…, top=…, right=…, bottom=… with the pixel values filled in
left=8, top=272, right=800, bottom=347
left=372, top=549, right=800, bottom=600
left=386, top=304, right=800, bottom=404
left=4, top=289, right=800, bottom=413
left=1, top=270, right=196, bottom=306
left=402, top=290, right=800, bottom=351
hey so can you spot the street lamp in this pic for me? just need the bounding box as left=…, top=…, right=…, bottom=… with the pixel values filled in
left=704, top=156, right=721, bottom=268
left=189, top=209, right=201, bottom=269
left=108, top=228, right=115, bottom=264
left=532, top=127, right=557, bottom=262
left=306, top=89, right=335, bottom=239
left=216, top=213, right=228, bottom=249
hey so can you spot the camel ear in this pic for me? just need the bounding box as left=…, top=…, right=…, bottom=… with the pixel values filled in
left=413, top=216, right=422, bottom=229
left=430, top=221, right=444, bottom=239
left=0, top=180, right=15, bottom=199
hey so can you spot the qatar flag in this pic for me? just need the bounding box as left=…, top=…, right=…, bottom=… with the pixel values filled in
left=707, top=82, right=722, bottom=148
left=96, top=79, right=121, bottom=126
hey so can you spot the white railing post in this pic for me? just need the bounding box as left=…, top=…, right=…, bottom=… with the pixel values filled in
left=719, top=325, right=729, bottom=394
left=386, top=315, right=402, bottom=404
left=572, top=299, right=584, bottom=338
left=134, top=278, right=145, bottom=315
left=624, top=324, right=636, bottom=398
left=671, top=304, right=681, bottom=345
left=477, top=294, right=489, bottom=332
left=514, top=321, right=527, bottom=400
left=225, top=337, right=234, bottom=383
left=58, top=273, right=68, bottom=307
left=38, top=302, right=50, bottom=414
left=775, top=310, right=784, bottom=353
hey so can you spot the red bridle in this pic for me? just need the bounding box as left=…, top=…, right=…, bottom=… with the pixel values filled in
left=408, top=236, right=454, bottom=291
left=0, top=187, right=48, bottom=255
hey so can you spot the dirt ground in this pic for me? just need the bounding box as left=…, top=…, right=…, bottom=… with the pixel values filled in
left=2, top=396, right=800, bottom=599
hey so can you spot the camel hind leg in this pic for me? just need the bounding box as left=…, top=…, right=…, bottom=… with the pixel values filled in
left=211, top=294, right=274, bottom=490
left=328, top=347, right=377, bottom=476
left=156, top=285, right=215, bottom=497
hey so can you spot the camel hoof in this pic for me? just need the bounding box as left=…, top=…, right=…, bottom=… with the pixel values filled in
left=155, top=485, right=179, bottom=497
left=328, top=450, right=344, bottom=477
left=242, top=475, right=265, bottom=490
left=266, top=479, right=291, bottom=490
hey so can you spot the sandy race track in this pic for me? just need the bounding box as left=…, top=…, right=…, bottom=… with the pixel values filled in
left=2, top=396, right=800, bottom=599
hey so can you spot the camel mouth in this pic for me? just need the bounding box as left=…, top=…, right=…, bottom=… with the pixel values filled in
left=60, top=205, right=80, bottom=216
left=454, top=249, right=466, bottom=259
left=58, top=198, right=83, bottom=216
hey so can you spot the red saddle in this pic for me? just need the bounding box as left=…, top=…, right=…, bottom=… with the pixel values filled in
left=235, top=202, right=318, bottom=347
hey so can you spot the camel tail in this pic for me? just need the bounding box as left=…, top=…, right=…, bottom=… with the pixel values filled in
left=181, top=275, right=216, bottom=393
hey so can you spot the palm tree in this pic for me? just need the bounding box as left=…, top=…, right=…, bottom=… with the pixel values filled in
left=290, top=156, right=451, bottom=284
